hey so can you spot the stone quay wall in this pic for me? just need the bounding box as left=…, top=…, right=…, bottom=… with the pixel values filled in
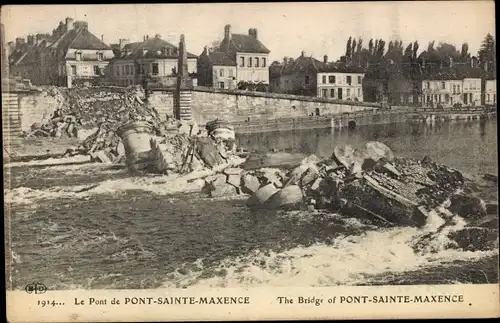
left=190, top=87, right=380, bottom=125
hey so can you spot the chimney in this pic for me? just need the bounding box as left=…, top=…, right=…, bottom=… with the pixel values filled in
left=27, top=35, right=35, bottom=46
left=323, top=54, right=328, bottom=64
left=203, top=46, right=208, bottom=55
left=224, top=24, right=232, bottom=41
left=301, top=50, right=305, bottom=57
left=15, top=37, right=25, bottom=47
left=65, top=17, right=74, bottom=31
left=484, top=60, right=488, bottom=72
left=249, top=28, right=258, bottom=39
left=471, top=56, right=478, bottom=68
left=422, top=58, right=426, bottom=68
left=449, top=57, right=453, bottom=68
left=283, top=56, right=288, bottom=65
left=101, top=34, right=104, bottom=42
left=155, top=34, right=161, bottom=39
left=119, top=38, right=129, bottom=50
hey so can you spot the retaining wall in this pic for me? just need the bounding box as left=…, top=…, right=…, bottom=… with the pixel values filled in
left=190, top=88, right=380, bottom=125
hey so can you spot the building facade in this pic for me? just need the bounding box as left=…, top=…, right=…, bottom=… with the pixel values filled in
left=109, top=34, right=197, bottom=87
left=421, top=77, right=482, bottom=108
left=462, top=78, right=481, bottom=106
left=316, top=67, right=365, bottom=101
left=279, top=53, right=324, bottom=96
left=197, top=47, right=237, bottom=89
left=211, top=25, right=271, bottom=85
left=9, top=18, right=114, bottom=87
left=485, top=79, right=497, bottom=105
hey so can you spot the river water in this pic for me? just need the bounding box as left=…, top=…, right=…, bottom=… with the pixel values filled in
left=5, top=119, right=499, bottom=290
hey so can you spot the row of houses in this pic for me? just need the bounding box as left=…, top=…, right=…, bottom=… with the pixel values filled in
left=7, top=19, right=272, bottom=90
left=6, top=17, right=497, bottom=107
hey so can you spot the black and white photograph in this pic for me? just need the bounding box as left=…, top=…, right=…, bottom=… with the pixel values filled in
left=3, top=1, right=498, bottom=321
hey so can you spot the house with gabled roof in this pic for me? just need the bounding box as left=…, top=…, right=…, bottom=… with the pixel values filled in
left=197, top=47, right=237, bottom=89
left=278, top=52, right=326, bottom=96
left=38, top=17, right=114, bottom=88
left=316, top=61, right=366, bottom=101
left=213, top=25, right=271, bottom=85
left=108, top=34, right=198, bottom=88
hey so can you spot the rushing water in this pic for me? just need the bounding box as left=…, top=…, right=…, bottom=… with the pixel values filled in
left=5, top=119, right=499, bottom=290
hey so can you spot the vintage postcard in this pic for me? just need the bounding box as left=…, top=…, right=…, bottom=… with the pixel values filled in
left=3, top=1, right=499, bottom=321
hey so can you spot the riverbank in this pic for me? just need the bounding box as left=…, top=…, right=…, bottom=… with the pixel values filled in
left=232, top=108, right=497, bottom=134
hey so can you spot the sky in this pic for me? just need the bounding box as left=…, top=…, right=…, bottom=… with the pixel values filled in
left=1, top=2, right=495, bottom=63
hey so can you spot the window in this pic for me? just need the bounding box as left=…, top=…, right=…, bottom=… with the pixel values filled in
left=116, top=65, right=120, bottom=76
left=452, top=85, right=456, bottom=94
left=330, top=89, right=335, bottom=98
left=135, top=65, right=140, bottom=75
left=441, top=82, right=445, bottom=89
left=457, top=85, right=460, bottom=93
left=248, top=57, right=252, bottom=67
left=305, top=75, right=310, bottom=85
left=121, top=66, right=125, bottom=75
left=346, top=88, right=351, bottom=97
left=426, top=82, right=430, bottom=89
left=487, top=94, right=490, bottom=102
left=71, top=65, right=77, bottom=75
left=125, top=65, right=130, bottom=75
left=75, top=52, right=82, bottom=61
left=140, top=64, right=145, bottom=75
left=262, top=58, right=266, bottom=67
left=445, top=94, right=450, bottom=103
left=328, top=75, right=336, bottom=83
left=357, top=88, right=361, bottom=97
left=357, top=76, right=361, bottom=84
left=219, top=69, right=224, bottom=77
left=322, top=89, right=327, bottom=97
left=93, top=65, right=100, bottom=75
left=322, top=76, right=326, bottom=84
left=346, top=76, right=352, bottom=85
left=240, top=57, right=245, bottom=67
left=255, top=57, right=260, bottom=67
left=228, top=69, right=233, bottom=77
left=152, top=63, right=159, bottom=75
left=97, top=52, right=104, bottom=61
left=219, top=82, right=225, bottom=89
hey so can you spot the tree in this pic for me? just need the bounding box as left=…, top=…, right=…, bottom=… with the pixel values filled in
left=208, top=39, right=221, bottom=52
left=478, top=33, right=495, bottom=75
left=346, top=36, right=352, bottom=60
left=460, top=42, right=469, bottom=61
left=412, top=41, right=419, bottom=60
left=356, top=38, right=363, bottom=53
left=351, top=39, right=357, bottom=59
left=368, top=39, right=374, bottom=56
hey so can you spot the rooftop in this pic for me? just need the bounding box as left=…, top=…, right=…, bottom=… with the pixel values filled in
left=113, top=36, right=197, bottom=60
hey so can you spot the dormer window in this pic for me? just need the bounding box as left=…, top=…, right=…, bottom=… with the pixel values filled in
left=142, top=49, right=148, bottom=56
left=97, top=52, right=104, bottom=61
left=75, top=51, right=82, bottom=61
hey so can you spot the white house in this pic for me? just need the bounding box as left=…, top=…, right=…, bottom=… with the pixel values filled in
left=485, top=79, right=496, bottom=105
left=215, top=25, right=271, bottom=85
left=462, top=78, right=482, bottom=106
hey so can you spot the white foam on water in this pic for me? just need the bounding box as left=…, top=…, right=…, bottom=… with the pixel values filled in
left=161, top=210, right=496, bottom=288
left=4, top=174, right=207, bottom=205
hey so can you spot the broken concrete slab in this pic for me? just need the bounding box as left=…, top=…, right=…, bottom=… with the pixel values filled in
left=226, top=174, right=242, bottom=188
left=266, top=185, right=305, bottom=210
left=241, top=173, right=261, bottom=194
left=210, top=182, right=238, bottom=198
left=223, top=167, right=243, bottom=176
left=247, top=183, right=280, bottom=208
